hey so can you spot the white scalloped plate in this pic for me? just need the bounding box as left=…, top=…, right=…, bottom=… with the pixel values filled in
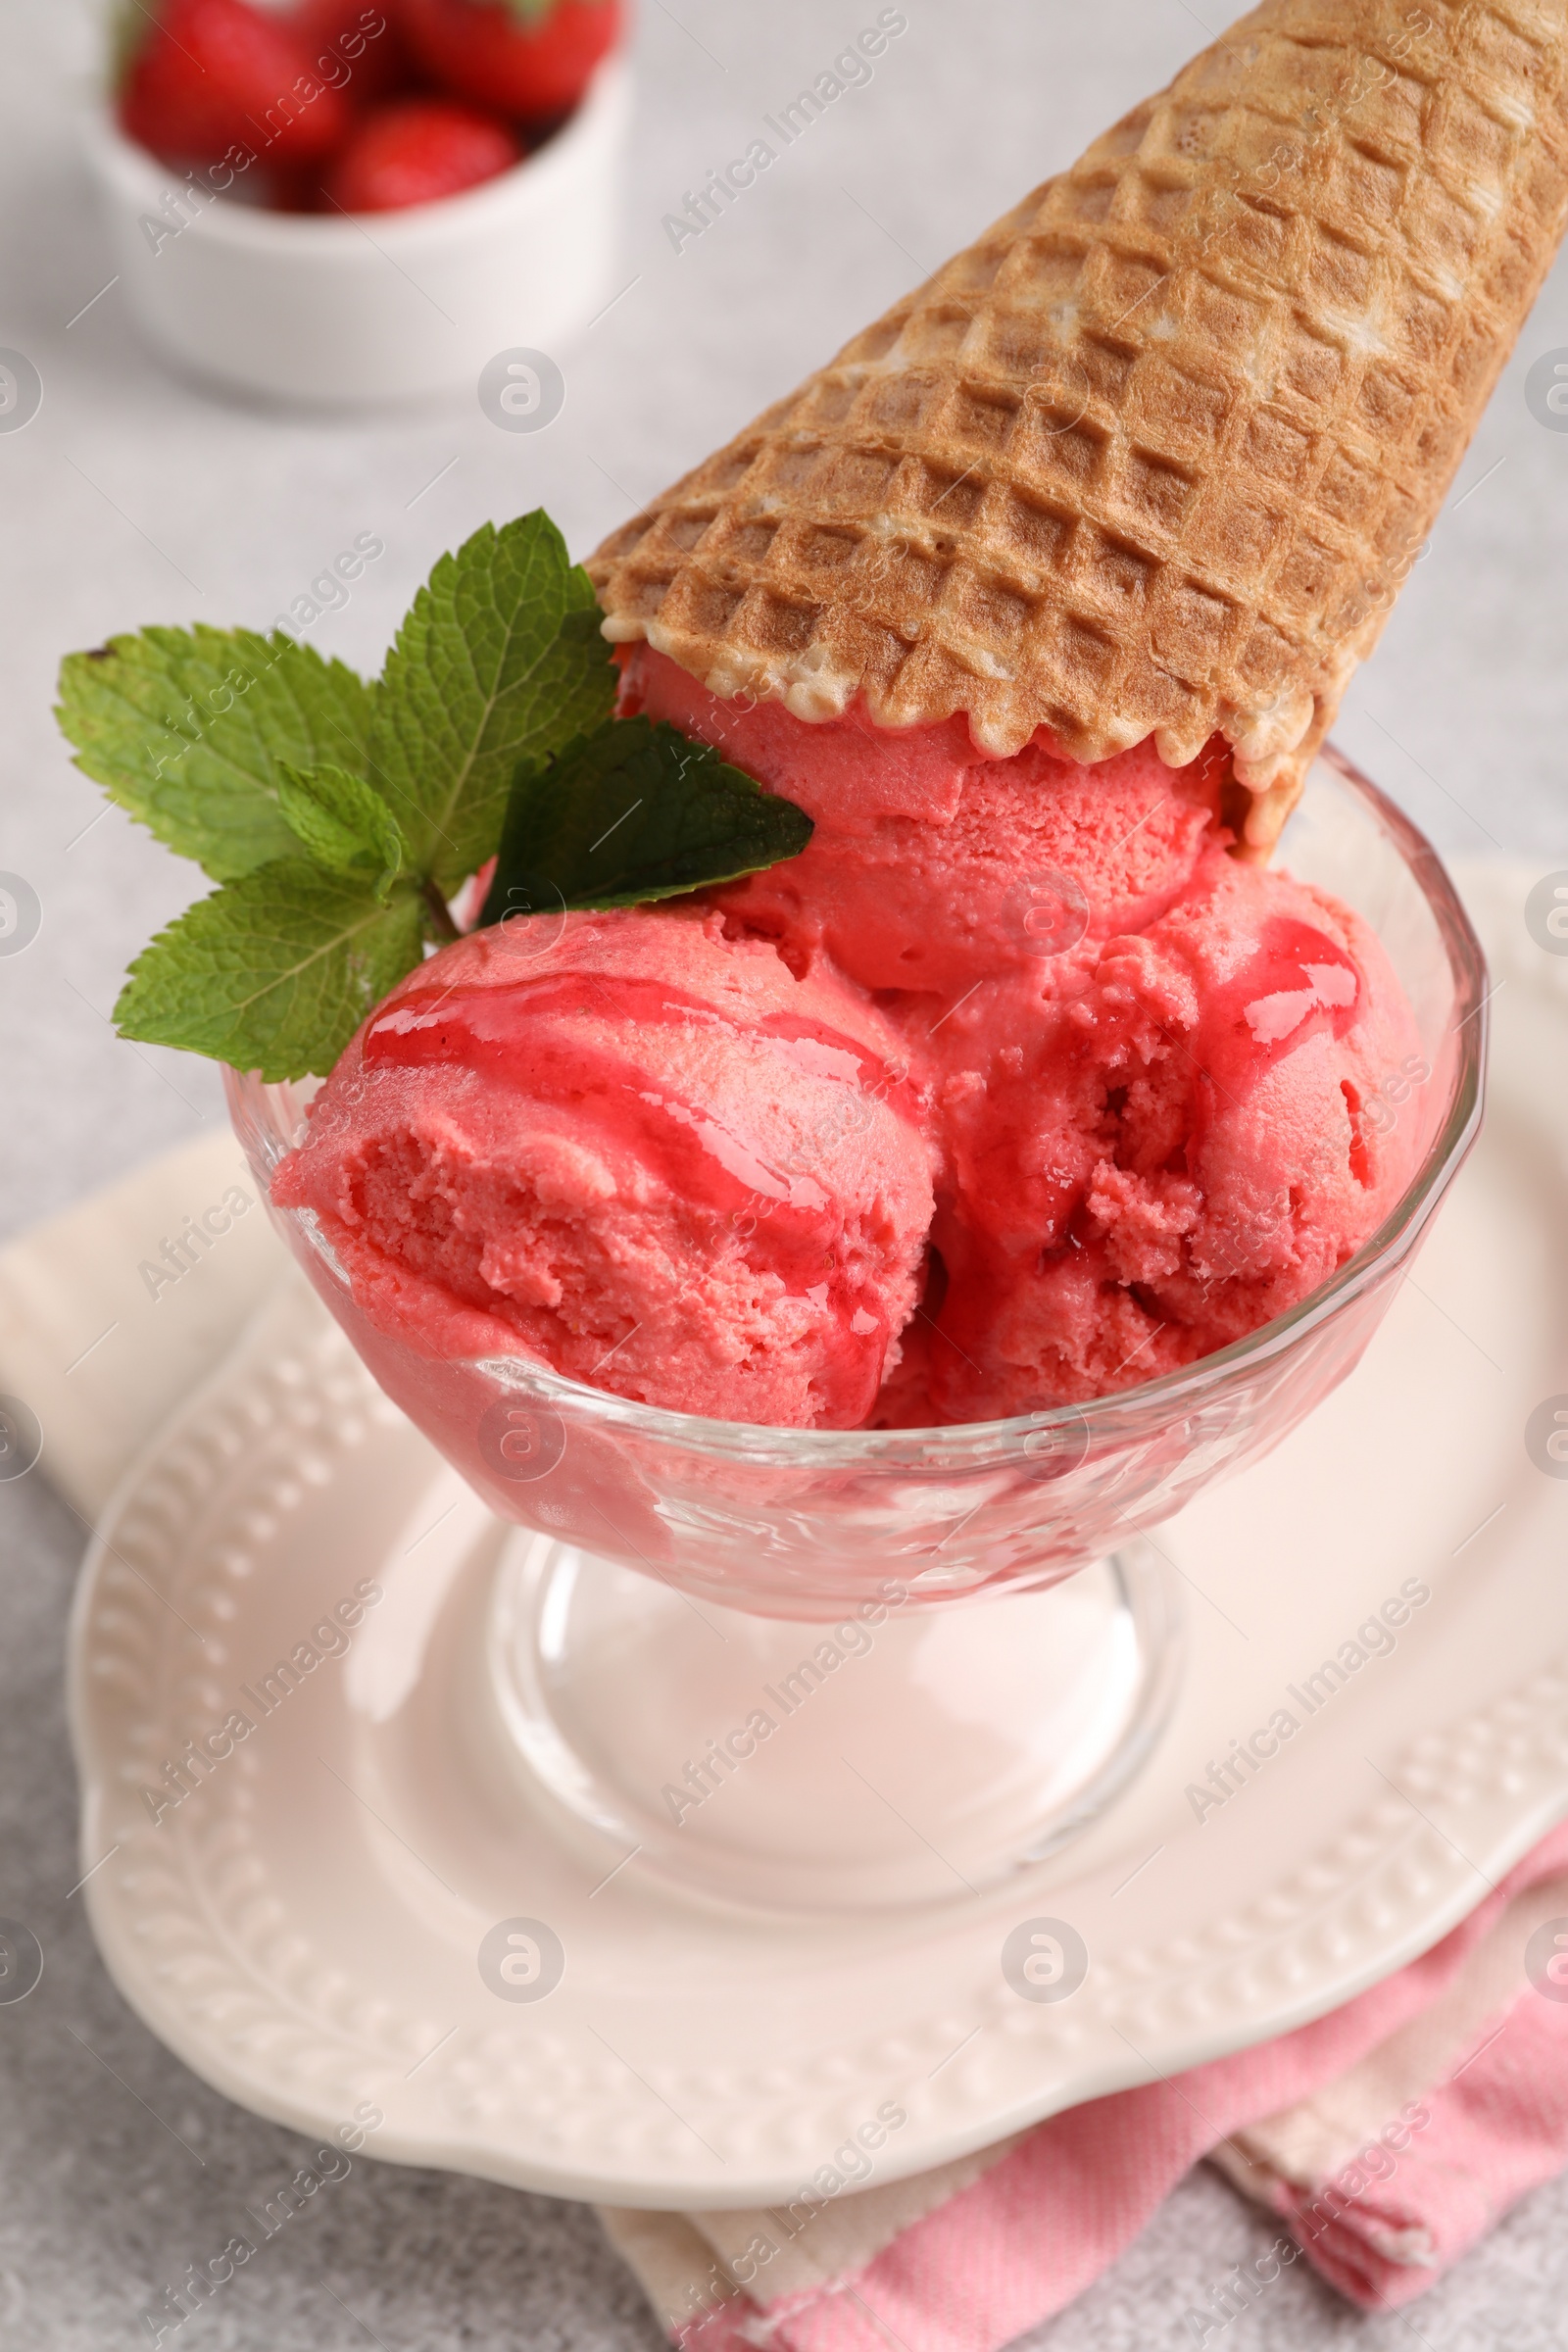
left=69, top=863, right=1568, bottom=2211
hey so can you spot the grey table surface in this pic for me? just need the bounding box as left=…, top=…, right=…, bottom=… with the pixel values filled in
left=3, top=0, right=1568, bottom=2343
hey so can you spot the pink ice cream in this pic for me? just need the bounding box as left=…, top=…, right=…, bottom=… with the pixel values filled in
left=272, top=906, right=935, bottom=1429
left=276, top=647, right=1426, bottom=1429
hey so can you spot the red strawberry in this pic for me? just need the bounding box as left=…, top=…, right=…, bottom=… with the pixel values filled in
left=324, top=96, right=522, bottom=210
left=288, top=1, right=414, bottom=103
left=118, top=0, right=354, bottom=169
left=396, top=0, right=621, bottom=121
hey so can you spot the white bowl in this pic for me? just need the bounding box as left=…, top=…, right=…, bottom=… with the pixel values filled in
left=81, top=58, right=630, bottom=407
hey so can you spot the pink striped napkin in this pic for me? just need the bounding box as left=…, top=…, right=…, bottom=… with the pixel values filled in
left=602, top=1821, right=1568, bottom=2349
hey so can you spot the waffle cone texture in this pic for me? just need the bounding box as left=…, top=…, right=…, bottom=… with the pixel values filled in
left=590, top=0, right=1568, bottom=849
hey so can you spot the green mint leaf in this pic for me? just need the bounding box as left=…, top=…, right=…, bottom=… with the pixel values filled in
left=368, top=513, right=617, bottom=897
left=277, top=762, right=407, bottom=899
left=479, top=717, right=813, bottom=922
left=114, top=860, right=425, bottom=1082
left=56, top=626, right=374, bottom=884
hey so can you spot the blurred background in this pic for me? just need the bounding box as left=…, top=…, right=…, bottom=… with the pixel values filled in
left=3, top=0, right=1567, bottom=2343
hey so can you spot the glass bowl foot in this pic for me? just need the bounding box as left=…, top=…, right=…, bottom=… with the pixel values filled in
left=486, top=1537, right=1183, bottom=1911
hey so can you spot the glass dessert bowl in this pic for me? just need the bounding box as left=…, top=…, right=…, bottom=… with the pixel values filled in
left=227, top=748, right=1486, bottom=1910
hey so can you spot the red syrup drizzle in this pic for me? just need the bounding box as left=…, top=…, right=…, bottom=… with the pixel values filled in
left=1195, top=916, right=1364, bottom=1103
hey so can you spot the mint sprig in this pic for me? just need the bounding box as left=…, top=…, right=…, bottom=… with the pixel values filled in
left=480, top=718, right=813, bottom=921
left=55, top=509, right=813, bottom=1082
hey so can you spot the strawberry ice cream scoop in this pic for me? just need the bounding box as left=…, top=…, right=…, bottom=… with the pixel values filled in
left=918, top=855, right=1428, bottom=1419
left=272, top=907, right=935, bottom=1429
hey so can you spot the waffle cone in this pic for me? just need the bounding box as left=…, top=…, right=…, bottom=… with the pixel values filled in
left=589, top=0, right=1568, bottom=851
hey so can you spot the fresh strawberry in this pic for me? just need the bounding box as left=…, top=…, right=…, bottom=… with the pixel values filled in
left=396, top=0, right=621, bottom=121
left=289, top=1, right=414, bottom=103
left=117, top=0, right=354, bottom=168
left=324, top=96, right=522, bottom=210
